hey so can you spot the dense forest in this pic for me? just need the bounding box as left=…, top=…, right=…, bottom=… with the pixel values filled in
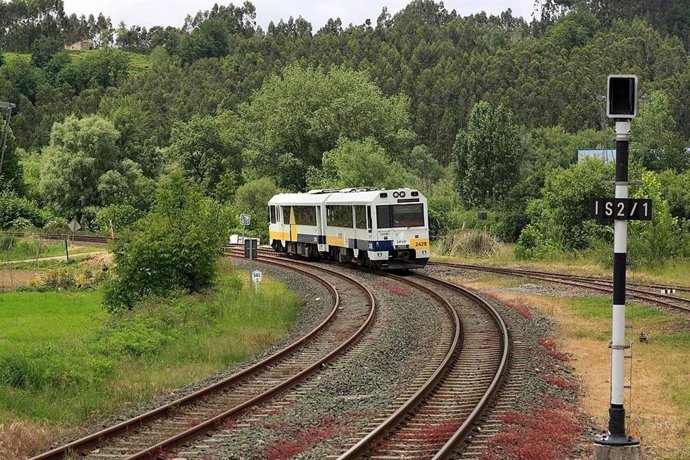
left=2, top=0, right=690, bottom=280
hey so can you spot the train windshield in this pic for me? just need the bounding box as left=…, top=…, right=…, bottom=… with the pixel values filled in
left=376, top=204, right=425, bottom=228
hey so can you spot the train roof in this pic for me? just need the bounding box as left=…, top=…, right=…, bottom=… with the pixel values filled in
left=268, top=193, right=329, bottom=205
left=268, top=188, right=425, bottom=206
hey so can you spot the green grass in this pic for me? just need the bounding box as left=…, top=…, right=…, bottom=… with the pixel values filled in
left=3, top=50, right=151, bottom=75
left=567, top=296, right=669, bottom=321
left=2, top=52, right=30, bottom=64
left=0, top=290, right=105, bottom=352
left=0, top=259, right=304, bottom=423
left=565, top=295, right=690, bottom=423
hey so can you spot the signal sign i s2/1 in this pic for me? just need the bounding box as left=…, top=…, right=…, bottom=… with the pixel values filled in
left=590, top=198, right=652, bottom=220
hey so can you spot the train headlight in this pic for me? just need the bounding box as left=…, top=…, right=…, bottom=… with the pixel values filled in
left=399, top=191, right=406, bottom=197
left=393, top=191, right=399, bottom=198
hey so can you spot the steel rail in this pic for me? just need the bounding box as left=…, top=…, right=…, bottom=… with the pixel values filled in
left=437, top=262, right=690, bottom=314
left=338, top=272, right=463, bottom=458
left=124, top=254, right=377, bottom=459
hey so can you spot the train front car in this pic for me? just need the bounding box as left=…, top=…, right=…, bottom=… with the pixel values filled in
left=324, top=188, right=430, bottom=269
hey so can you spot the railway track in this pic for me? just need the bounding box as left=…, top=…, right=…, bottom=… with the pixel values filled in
left=226, top=250, right=512, bottom=458
left=3, top=232, right=112, bottom=244
left=333, top=272, right=509, bottom=459
left=435, top=262, right=690, bottom=314
left=31, top=254, right=376, bottom=460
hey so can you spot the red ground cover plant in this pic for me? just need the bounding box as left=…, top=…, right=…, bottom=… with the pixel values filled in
left=507, top=301, right=534, bottom=320
left=416, top=420, right=461, bottom=442
left=544, top=374, right=579, bottom=393
left=480, top=398, right=583, bottom=460
left=378, top=282, right=409, bottom=297
left=261, top=416, right=340, bottom=459
left=538, top=337, right=570, bottom=362
left=484, top=294, right=533, bottom=320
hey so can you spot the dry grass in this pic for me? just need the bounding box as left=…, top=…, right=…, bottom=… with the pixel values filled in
left=0, top=422, right=54, bottom=459
left=0, top=270, right=46, bottom=290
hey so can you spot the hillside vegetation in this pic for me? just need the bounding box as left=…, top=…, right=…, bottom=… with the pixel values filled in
left=1, top=0, right=690, bottom=303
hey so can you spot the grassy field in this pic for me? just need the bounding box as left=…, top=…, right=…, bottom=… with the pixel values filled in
left=3, top=49, right=151, bottom=74
left=0, top=259, right=303, bottom=457
left=0, top=237, right=102, bottom=263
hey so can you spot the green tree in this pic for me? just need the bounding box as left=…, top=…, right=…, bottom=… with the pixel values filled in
left=454, top=101, right=522, bottom=207
left=631, top=90, right=688, bottom=172
left=39, top=115, right=151, bottom=216
left=306, top=137, right=415, bottom=190
left=167, top=114, right=241, bottom=194
left=233, top=177, right=280, bottom=236
left=629, top=171, right=689, bottom=263
left=658, top=169, right=690, bottom=220
left=0, top=123, right=23, bottom=194
left=104, top=172, right=231, bottom=310
left=39, top=115, right=119, bottom=216
left=515, top=158, right=612, bottom=258
left=239, top=65, right=414, bottom=190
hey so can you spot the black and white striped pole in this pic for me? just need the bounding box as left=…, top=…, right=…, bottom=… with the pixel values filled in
left=594, top=75, right=641, bottom=455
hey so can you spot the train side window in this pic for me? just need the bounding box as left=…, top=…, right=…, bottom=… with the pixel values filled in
left=294, top=206, right=317, bottom=226
left=269, top=206, right=276, bottom=224
left=367, top=206, right=372, bottom=230
left=326, top=205, right=353, bottom=228
left=355, top=205, right=367, bottom=229
left=282, top=206, right=291, bottom=224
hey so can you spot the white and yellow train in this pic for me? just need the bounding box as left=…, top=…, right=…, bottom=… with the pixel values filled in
left=268, top=188, right=430, bottom=269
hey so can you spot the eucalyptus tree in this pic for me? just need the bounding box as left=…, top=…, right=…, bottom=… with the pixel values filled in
left=453, top=101, right=522, bottom=207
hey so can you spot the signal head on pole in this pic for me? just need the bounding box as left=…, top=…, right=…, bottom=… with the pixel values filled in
left=607, top=75, right=638, bottom=119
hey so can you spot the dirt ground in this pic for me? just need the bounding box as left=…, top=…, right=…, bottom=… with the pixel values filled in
left=0, top=270, right=45, bottom=290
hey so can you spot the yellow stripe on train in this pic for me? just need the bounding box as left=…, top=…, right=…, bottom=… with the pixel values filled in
left=326, top=235, right=345, bottom=247
left=269, top=231, right=290, bottom=241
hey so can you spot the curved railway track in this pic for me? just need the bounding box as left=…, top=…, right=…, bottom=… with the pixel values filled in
left=433, top=262, right=690, bottom=314
left=31, top=254, right=376, bottom=460
left=334, top=271, right=510, bottom=459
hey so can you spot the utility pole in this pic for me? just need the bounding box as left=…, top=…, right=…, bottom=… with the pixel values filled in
left=0, top=101, right=16, bottom=178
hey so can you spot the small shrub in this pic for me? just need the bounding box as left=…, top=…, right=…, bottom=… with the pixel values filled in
left=43, top=217, right=68, bottom=234
left=96, top=317, right=170, bottom=357
left=0, top=233, right=17, bottom=251
left=437, top=229, right=500, bottom=257
left=42, top=269, right=77, bottom=290
left=0, top=192, right=50, bottom=229
left=10, top=217, right=33, bottom=230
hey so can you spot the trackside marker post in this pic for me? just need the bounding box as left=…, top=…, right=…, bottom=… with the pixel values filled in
left=593, top=75, right=643, bottom=459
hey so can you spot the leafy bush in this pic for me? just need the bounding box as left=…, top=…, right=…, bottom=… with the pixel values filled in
left=96, top=317, right=170, bottom=357
left=10, top=217, right=33, bottom=230
left=104, top=172, right=231, bottom=310
left=628, top=171, right=690, bottom=265
left=94, top=204, right=143, bottom=234
left=15, top=234, right=46, bottom=260
left=515, top=159, right=612, bottom=258
left=0, top=192, right=49, bottom=229
left=41, top=269, right=77, bottom=290
left=43, top=217, right=68, bottom=233
left=0, top=233, right=17, bottom=251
